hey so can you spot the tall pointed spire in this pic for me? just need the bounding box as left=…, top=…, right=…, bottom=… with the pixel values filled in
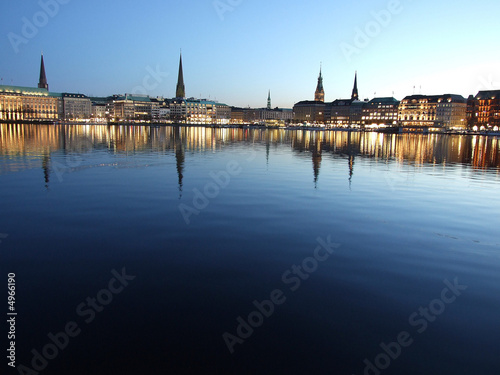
left=314, top=63, right=324, bottom=102
left=267, top=90, right=271, bottom=110
left=176, top=51, right=185, bottom=99
left=351, top=71, right=359, bottom=101
left=38, top=52, right=48, bottom=91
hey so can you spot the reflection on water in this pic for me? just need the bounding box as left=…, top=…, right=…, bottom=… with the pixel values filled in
left=1, top=123, right=500, bottom=375
left=2, top=123, right=499, bottom=167
left=1, top=123, right=499, bottom=192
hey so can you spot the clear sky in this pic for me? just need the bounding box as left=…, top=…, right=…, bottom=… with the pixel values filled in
left=1, top=0, right=499, bottom=108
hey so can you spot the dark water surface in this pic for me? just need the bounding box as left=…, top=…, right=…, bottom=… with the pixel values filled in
left=1, top=124, right=500, bottom=374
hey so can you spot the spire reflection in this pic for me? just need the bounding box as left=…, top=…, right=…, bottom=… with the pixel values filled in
left=0, top=124, right=499, bottom=193
left=312, top=136, right=322, bottom=189
left=42, top=153, right=50, bottom=189
left=173, top=126, right=185, bottom=199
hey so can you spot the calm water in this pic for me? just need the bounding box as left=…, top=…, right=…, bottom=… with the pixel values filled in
left=1, top=124, right=500, bottom=375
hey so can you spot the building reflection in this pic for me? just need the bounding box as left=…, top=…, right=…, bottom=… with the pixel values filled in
left=173, top=126, right=184, bottom=198
left=312, top=137, right=322, bottom=189
left=42, top=153, right=50, bottom=189
left=1, top=124, right=499, bottom=189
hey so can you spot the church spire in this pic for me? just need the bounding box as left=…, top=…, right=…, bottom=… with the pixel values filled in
left=351, top=71, right=359, bottom=101
left=38, top=52, right=48, bottom=91
left=267, top=90, right=271, bottom=109
left=314, top=63, right=324, bottom=102
left=176, top=51, right=185, bottom=98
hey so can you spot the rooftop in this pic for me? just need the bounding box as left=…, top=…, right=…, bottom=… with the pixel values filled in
left=476, top=90, right=500, bottom=100
left=0, top=84, right=50, bottom=96
left=368, top=97, right=400, bottom=104
left=293, top=100, right=326, bottom=106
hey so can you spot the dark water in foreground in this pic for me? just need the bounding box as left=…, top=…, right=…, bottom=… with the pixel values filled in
left=1, top=124, right=500, bottom=374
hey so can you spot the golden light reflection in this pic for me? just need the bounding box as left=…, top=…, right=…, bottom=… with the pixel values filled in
left=0, top=125, right=499, bottom=174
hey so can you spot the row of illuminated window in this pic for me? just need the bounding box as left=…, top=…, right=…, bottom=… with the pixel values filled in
left=400, top=116, right=436, bottom=120
left=361, top=116, right=397, bottom=120
left=364, top=111, right=398, bottom=115
left=0, top=105, right=57, bottom=112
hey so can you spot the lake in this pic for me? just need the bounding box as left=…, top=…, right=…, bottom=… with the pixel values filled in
left=1, top=124, right=499, bottom=374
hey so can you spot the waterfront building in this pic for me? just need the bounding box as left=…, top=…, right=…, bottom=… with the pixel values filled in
left=466, top=95, right=475, bottom=128
left=230, top=106, right=292, bottom=124
left=133, top=95, right=153, bottom=121
left=225, top=93, right=291, bottom=125
left=398, top=95, right=438, bottom=128
left=255, top=108, right=292, bottom=123
left=293, top=101, right=325, bottom=124
left=0, top=54, right=58, bottom=122
left=186, top=99, right=215, bottom=124
left=150, top=98, right=161, bottom=120
left=278, top=108, right=293, bottom=122
left=230, top=107, right=261, bottom=124
left=169, top=97, right=230, bottom=124
left=150, top=97, right=170, bottom=122
left=149, top=97, right=161, bottom=121
left=169, top=98, right=187, bottom=122
left=89, top=97, right=111, bottom=121
left=349, top=100, right=366, bottom=126
left=0, top=85, right=59, bottom=122
left=61, top=93, right=92, bottom=120
left=362, top=97, right=400, bottom=127
left=325, top=99, right=353, bottom=126
left=324, top=72, right=365, bottom=127
left=435, top=95, right=467, bottom=129
left=314, top=66, right=325, bottom=102
left=399, top=94, right=467, bottom=130
left=112, top=94, right=152, bottom=121
left=246, top=92, right=293, bottom=124
left=215, top=103, right=231, bottom=124
left=471, top=90, right=500, bottom=130
left=91, top=103, right=107, bottom=120
left=159, top=107, right=171, bottom=121
left=230, top=107, right=246, bottom=124
left=112, top=95, right=134, bottom=120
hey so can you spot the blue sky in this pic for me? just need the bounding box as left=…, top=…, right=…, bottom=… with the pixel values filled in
left=1, top=0, right=499, bottom=108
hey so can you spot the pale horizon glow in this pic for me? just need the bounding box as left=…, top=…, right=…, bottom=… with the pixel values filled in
left=1, top=0, right=499, bottom=108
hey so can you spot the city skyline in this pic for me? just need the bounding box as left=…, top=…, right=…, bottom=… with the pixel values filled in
left=2, top=51, right=499, bottom=130
left=1, top=0, right=500, bottom=107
